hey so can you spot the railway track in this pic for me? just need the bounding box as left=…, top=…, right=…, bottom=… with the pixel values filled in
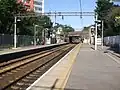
left=0, top=44, right=76, bottom=90
left=0, top=45, right=69, bottom=74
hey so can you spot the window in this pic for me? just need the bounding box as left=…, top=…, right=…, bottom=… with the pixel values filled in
left=34, top=1, right=42, bottom=6
left=35, top=7, right=42, bottom=11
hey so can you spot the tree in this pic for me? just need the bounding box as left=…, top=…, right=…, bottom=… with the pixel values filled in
left=95, top=0, right=120, bottom=36
left=0, top=0, right=53, bottom=36
left=53, top=23, right=74, bottom=34
left=95, top=0, right=113, bottom=20
left=17, top=15, right=53, bottom=36
left=104, top=6, right=120, bottom=36
left=63, top=25, right=75, bottom=33
left=0, top=0, right=26, bottom=34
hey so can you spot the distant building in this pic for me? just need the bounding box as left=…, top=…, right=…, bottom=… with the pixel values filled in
left=17, top=0, right=34, bottom=11
left=34, top=0, right=44, bottom=13
left=17, top=0, right=44, bottom=13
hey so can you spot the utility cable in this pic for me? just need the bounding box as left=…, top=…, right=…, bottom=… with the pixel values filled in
left=78, top=0, right=83, bottom=27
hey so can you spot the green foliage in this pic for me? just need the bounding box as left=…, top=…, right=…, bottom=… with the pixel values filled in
left=63, top=25, right=75, bottom=33
left=17, top=15, right=53, bottom=36
left=105, top=7, right=120, bottom=35
left=95, top=0, right=113, bottom=20
left=0, top=0, right=53, bottom=36
left=53, top=23, right=74, bottom=35
left=95, top=0, right=120, bottom=36
left=0, top=0, right=26, bottom=34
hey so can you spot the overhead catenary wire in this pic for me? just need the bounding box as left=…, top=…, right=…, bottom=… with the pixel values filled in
left=78, top=0, right=82, bottom=18
left=15, top=12, right=95, bottom=18
left=78, top=0, right=83, bottom=27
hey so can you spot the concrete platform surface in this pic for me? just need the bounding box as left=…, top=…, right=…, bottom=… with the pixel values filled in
left=26, top=44, right=81, bottom=90
left=0, top=43, right=67, bottom=55
left=98, top=45, right=120, bottom=59
left=65, top=44, right=120, bottom=90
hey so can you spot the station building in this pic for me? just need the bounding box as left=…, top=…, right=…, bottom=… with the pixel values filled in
left=17, top=0, right=44, bottom=13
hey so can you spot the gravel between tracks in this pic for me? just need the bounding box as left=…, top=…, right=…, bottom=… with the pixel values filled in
left=0, top=44, right=76, bottom=90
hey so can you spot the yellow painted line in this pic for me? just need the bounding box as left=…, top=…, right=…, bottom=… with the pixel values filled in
left=26, top=44, right=81, bottom=90
left=62, top=44, right=81, bottom=90
left=57, top=44, right=81, bottom=90
left=60, top=64, right=73, bottom=90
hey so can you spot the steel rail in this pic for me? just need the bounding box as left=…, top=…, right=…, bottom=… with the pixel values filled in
left=0, top=44, right=75, bottom=90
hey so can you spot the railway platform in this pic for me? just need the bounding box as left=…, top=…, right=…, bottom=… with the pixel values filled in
left=27, top=44, right=120, bottom=90
left=0, top=45, right=41, bottom=55
left=65, top=44, right=120, bottom=90
left=0, top=43, right=67, bottom=55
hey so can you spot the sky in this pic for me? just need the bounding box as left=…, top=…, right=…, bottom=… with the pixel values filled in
left=44, top=0, right=96, bottom=30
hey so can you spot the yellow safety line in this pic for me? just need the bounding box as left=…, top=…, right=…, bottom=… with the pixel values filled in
left=60, top=44, right=82, bottom=90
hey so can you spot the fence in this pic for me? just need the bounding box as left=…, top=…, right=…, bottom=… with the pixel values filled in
left=0, top=34, right=43, bottom=49
left=17, top=35, right=34, bottom=47
left=104, top=35, right=120, bottom=53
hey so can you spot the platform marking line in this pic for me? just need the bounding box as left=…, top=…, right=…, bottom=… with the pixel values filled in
left=106, top=53, right=120, bottom=64
left=60, top=65, right=73, bottom=90
left=60, top=44, right=82, bottom=90
left=26, top=44, right=80, bottom=90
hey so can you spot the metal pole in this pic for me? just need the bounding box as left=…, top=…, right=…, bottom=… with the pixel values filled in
left=14, top=16, right=17, bottom=48
left=95, top=14, right=98, bottom=50
left=102, top=20, right=104, bottom=49
left=55, top=11, right=56, bottom=25
left=55, top=11, right=57, bottom=43
left=44, top=29, right=46, bottom=45
left=34, top=25, right=36, bottom=46
left=89, top=27, right=91, bottom=45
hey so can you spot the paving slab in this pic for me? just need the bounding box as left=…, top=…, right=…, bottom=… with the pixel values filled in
left=65, top=44, right=120, bottom=90
left=98, top=45, right=120, bottom=59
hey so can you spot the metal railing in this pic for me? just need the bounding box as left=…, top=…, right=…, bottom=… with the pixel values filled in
left=0, top=34, right=43, bottom=49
